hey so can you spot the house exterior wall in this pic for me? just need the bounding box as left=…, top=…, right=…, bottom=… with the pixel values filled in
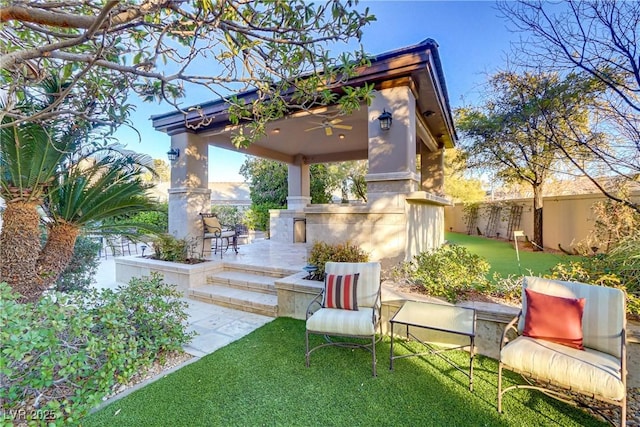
left=405, top=201, right=445, bottom=260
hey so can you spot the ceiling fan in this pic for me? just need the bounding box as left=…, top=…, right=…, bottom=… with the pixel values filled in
left=304, top=118, right=353, bottom=136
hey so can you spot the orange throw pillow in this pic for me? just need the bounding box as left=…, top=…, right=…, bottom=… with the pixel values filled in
left=523, top=288, right=586, bottom=350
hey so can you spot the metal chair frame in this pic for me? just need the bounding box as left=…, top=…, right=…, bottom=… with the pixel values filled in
left=200, top=213, right=239, bottom=259
left=305, top=272, right=382, bottom=377
left=498, top=306, right=627, bottom=426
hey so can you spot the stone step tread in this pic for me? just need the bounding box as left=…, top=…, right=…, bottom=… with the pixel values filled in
left=190, top=285, right=278, bottom=308
left=221, top=264, right=293, bottom=278
left=209, top=270, right=277, bottom=286
left=188, top=295, right=277, bottom=318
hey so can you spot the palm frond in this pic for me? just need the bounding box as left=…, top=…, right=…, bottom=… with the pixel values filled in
left=0, top=118, right=73, bottom=201
left=47, top=156, right=155, bottom=227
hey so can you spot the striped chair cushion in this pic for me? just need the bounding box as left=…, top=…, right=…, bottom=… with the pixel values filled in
left=501, top=336, right=625, bottom=401
left=306, top=307, right=376, bottom=336
left=325, top=262, right=381, bottom=308
left=323, top=273, right=359, bottom=310
left=519, top=277, right=625, bottom=358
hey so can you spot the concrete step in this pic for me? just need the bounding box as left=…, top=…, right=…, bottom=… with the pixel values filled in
left=189, top=285, right=278, bottom=317
left=221, top=263, right=298, bottom=279
left=206, top=270, right=277, bottom=295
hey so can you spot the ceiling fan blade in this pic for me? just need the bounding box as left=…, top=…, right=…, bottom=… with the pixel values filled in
left=332, top=124, right=353, bottom=130
left=304, top=125, right=323, bottom=132
left=325, top=127, right=333, bottom=136
left=328, top=118, right=344, bottom=125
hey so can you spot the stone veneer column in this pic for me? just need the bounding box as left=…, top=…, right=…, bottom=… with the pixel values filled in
left=168, top=132, right=211, bottom=241
left=287, top=161, right=311, bottom=210
left=366, top=86, right=419, bottom=209
left=421, top=145, right=445, bottom=195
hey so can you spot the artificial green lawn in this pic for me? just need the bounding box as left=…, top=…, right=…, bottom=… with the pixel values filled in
left=84, top=318, right=604, bottom=427
left=445, top=232, right=576, bottom=278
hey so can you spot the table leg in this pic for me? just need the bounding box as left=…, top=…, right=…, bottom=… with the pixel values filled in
left=390, top=322, right=395, bottom=370
left=469, top=335, right=475, bottom=392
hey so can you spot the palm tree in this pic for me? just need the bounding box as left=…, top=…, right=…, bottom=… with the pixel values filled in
left=38, top=149, right=157, bottom=290
left=1, top=76, right=157, bottom=301
left=0, top=115, right=75, bottom=300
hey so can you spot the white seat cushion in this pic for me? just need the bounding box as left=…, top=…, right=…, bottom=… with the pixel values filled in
left=501, top=336, right=625, bottom=401
left=306, top=307, right=375, bottom=336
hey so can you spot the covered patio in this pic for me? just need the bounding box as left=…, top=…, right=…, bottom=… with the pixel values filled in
left=151, top=39, right=456, bottom=269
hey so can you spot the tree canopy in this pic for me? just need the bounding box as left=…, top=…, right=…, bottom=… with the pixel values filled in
left=0, top=0, right=375, bottom=145
left=443, top=148, right=485, bottom=204
left=239, top=157, right=337, bottom=206
left=456, top=70, right=604, bottom=247
left=498, top=0, right=640, bottom=212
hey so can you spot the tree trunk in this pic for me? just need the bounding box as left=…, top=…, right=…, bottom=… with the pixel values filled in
left=532, top=184, right=544, bottom=251
left=0, top=201, right=44, bottom=302
left=37, top=222, right=80, bottom=290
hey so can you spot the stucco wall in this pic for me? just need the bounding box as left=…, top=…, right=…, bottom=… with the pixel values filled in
left=405, top=201, right=445, bottom=259
left=444, top=191, right=640, bottom=251
left=303, top=205, right=406, bottom=270
left=270, top=201, right=446, bottom=270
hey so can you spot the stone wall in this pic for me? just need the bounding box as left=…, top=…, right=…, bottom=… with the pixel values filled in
left=115, top=256, right=223, bottom=292
left=269, top=209, right=302, bottom=243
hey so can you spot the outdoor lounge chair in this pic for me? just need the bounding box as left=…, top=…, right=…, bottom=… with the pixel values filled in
left=305, top=261, right=382, bottom=376
left=498, top=276, right=627, bottom=426
left=200, top=213, right=238, bottom=258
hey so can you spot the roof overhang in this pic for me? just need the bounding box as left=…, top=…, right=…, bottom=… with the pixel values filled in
left=151, top=38, right=457, bottom=162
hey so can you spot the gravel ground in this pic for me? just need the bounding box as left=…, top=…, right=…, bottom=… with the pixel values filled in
left=626, top=388, right=640, bottom=426
left=569, top=386, right=639, bottom=426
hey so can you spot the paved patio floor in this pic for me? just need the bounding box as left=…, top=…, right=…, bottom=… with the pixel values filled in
left=94, top=239, right=309, bottom=357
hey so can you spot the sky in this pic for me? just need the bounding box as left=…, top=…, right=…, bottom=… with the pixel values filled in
left=115, top=1, right=518, bottom=182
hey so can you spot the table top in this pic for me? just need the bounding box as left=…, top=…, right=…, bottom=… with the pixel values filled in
left=390, top=300, right=476, bottom=336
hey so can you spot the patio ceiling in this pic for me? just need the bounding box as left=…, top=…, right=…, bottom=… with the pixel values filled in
left=151, top=38, right=457, bottom=165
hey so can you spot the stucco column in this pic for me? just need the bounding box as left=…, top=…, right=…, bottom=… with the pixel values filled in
left=286, top=161, right=311, bottom=210
left=168, top=132, right=211, bottom=242
left=366, top=86, right=419, bottom=209
left=421, top=146, right=445, bottom=195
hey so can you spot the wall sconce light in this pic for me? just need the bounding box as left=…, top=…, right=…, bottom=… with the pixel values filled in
left=167, top=147, right=180, bottom=162
left=377, top=109, right=393, bottom=131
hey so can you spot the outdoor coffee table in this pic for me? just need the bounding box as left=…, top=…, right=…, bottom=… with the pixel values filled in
left=389, top=300, right=477, bottom=391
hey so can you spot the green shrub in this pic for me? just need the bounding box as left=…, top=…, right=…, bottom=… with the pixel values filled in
left=547, top=232, right=640, bottom=318
left=152, top=233, right=201, bottom=262
left=102, top=202, right=169, bottom=235
left=244, top=202, right=282, bottom=234
left=487, top=273, right=524, bottom=303
left=392, top=244, right=490, bottom=302
left=211, top=205, right=244, bottom=227
left=129, top=208, right=169, bottom=233
left=0, top=274, right=193, bottom=425
left=115, top=274, right=192, bottom=355
left=307, top=241, right=369, bottom=276
left=54, top=235, right=101, bottom=293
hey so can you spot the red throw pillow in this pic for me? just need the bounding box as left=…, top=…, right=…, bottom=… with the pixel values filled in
left=323, top=273, right=359, bottom=310
left=523, top=288, right=586, bottom=350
